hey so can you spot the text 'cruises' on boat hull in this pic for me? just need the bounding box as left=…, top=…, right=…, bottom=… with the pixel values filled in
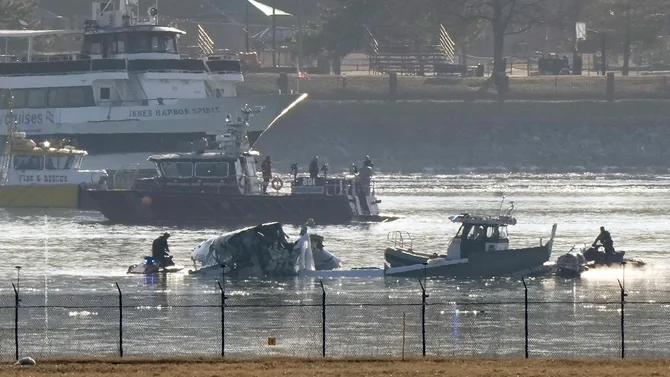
left=83, top=109, right=399, bottom=225
left=0, top=0, right=307, bottom=164
left=382, top=201, right=557, bottom=279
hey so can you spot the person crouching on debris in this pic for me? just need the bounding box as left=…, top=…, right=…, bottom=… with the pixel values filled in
left=300, top=218, right=316, bottom=236
left=152, top=232, right=174, bottom=267
left=261, top=156, right=272, bottom=193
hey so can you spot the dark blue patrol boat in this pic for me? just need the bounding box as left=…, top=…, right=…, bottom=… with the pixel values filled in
left=84, top=108, right=398, bottom=225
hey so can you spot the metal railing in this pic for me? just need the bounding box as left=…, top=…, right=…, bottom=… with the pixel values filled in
left=2, top=273, right=668, bottom=360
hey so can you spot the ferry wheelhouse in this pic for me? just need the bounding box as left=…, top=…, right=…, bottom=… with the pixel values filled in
left=0, top=0, right=305, bottom=167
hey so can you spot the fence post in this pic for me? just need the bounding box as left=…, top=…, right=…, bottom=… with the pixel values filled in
left=218, top=263, right=227, bottom=357
left=606, top=72, right=615, bottom=102
left=419, top=264, right=428, bottom=357
left=522, top=277, right=529, bottom=359
left=618, top=262, right=627, bottom=359
left=116, top=282, right=123, bottom=358
left=320, top=280, right=326, bottom=357
left=12, top=283, right=19, bottom=361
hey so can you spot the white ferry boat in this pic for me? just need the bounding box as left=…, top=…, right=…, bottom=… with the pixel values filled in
left=0, top=0, right=306, bottom=170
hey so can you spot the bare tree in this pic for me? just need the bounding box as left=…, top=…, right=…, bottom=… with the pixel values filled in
left=457, top=0, right=546, bottom=74
left=589, top=0, right=669, bottom=75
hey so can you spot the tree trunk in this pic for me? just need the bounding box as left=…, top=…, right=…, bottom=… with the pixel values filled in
left=622, top=0, right=631, bottom=76
left=492, top=0, right=506, bottom=75
left=493, top=27, right=506, bottom=75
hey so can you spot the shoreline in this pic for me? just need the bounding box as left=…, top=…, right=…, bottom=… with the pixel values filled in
left=4, top=357, right=670, bottom=376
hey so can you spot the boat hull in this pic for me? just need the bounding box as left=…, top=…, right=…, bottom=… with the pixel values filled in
left=1, top=93, right=305, bottom=167
left=383, top=246, right=552, bottom=279
left=384, top=248, right=445, bottom=268
left=0, top=184, right=99, bottom=209
left=83, top=189, right=361, bottom=225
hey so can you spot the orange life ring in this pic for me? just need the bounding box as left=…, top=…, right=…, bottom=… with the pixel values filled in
left=271, top=177, right=283, bottom=191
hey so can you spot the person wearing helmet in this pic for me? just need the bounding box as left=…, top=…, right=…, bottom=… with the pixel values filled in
left=152, top=232, right=174, bottom=267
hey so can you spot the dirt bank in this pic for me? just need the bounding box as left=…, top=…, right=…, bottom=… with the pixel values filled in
left=253, top=100, right=670, bottom=173
left=4, top=357, right=670, bottom=377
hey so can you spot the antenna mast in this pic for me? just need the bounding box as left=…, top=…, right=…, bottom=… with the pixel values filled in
left=1, top=90, right=17, bottom=185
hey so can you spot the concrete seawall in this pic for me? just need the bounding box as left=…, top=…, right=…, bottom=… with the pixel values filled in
left=253, top=100, right=670, bottom=173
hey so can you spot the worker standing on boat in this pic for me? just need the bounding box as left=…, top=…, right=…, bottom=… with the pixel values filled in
left=309, top=156, right=319, bottom=178
left=152, top=232, right=174, bottom=267
left=290, top=162, right=299, bottom=181
left=593, top=226, right=615, bottom=256
left=261, top=156, right=272, bottom=193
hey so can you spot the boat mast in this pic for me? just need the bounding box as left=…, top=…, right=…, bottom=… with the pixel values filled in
left=1, top=90, right=17, bottom=185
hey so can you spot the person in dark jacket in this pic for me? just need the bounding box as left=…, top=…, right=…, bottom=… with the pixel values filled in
left=593, top=226, right=615, bottom=255
left=261, top=156, right=272, bottom=193
left=290, top=162, right=299, bottom=181
left=152, top=232, right=174, bottom=267
left=309, top=156, right=319, bottom=178
left=363, top=155, right=373, bottom=168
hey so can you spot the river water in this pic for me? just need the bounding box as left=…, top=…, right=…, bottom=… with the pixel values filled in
left=1, top=172, right=670, bottom=359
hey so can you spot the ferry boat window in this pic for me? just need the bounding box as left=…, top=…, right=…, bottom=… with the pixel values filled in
left=63, top=156, right=75, bottom=169
left=91, top=41, right=102, bottom=55
left=48, top=87, right=68, bottom=108
left=67, top=86, right=95, bottom=107
left=46, top=155, right=75, bottom=170
left=14, top=155, right=44, bottom=170
left=27, top=88, right=47, bottom=108
left=161, top=162, right=193, bottom=178
left=100, top=87, right=111, bottom=100
left=10, top=89, right=27, bottom=108
left=117, top=40, right=126, bottom=54
left=129, top=35, right=150, bottom=53
left=499, top=226, right=508, bottom=239
left=195, top=162, right=229, bottom=178
left=0, top=89, right=9, bottom=109
left=128, top=33, right=178, bottom=53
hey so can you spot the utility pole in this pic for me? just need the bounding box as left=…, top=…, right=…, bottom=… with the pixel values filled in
left=245, top=0, right=249, bottom=52
left=297, top=0, right=303, bottom=71
left=272, top=0, right=276, bottom=67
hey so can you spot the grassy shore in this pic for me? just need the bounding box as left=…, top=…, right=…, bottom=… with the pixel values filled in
left=4, top=357, right=670, bottom=376
left=238, top=72, right=670, bottom=101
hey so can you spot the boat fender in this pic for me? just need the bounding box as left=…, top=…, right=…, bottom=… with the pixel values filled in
left=271, top=177, right=283, bottom=191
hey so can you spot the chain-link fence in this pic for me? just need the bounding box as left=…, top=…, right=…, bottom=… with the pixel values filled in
left=2, top=278, right=670, bottom=360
